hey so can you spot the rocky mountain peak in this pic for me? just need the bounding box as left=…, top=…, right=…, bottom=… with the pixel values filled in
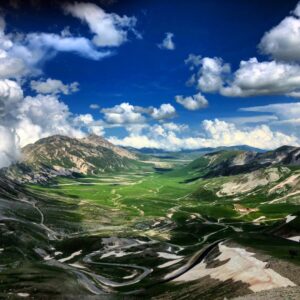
left=81, top=134, right=137, bottom=160
left=5, top=134, right=138, bottom=183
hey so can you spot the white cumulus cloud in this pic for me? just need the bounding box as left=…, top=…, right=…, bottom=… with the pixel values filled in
left=16, top=94, right=106, bottom=147
left=101, top=102, right=146, bottom=124
left=201, top=119, right=297, bottom=149
left=175, top=92, right=208, bottom=110
left=163, top=122, right=188, bottom=132
left=259, top=2, right=300, bottom=62
left=221, top=58, right=300, bottom=97
left=89, top=104, right=100, bottom=109
left=63, top=2, right=139, bottom=47
left=186, top=56, right=230, bottom=92
left=108, top=119, right=297, bottom=151
left=0, top=79, right=23, bottom=167
left=150, top=103, right=176, bottom=120
left=16, top=94, right=84, bottom=146
left=73, top=113, right=105, bottom=136
left=158, top=32, right=175, bottom=50
left=0, top=126, right=20, bottom=168
left=101, top=102, right=176, bottom=124
left=30, top=78, right=79, bottom=95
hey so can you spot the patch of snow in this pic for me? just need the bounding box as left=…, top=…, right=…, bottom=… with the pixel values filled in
left=157, top=252, right=183, bottom=260
left=190, top=214, right=198, bottom=220
left=286, top=215, right=296, bottom=223
left=158, top=258, right=183, bottom=268
left=69, top=263, right=87, bottom=269
left=17, top=293, right=30, bottom=298
left=153, top=221, right=161, bottom=226
left=101, top=250, right=127, bottom=259
left=123, top=271, right=138, bottom=279
left=101, top=250, right=142, bottom=259
left=231, top=226, right=243, bottom=232
left=43, top=255, right=53, bottom=261
left=136, top=239, right=148, bottom=244
left=173, top=244, right=295, bottom=292
left=253, top=216, right=266, bottom=224
left=287, top=236, right=300, bottom=242
left=167, top=213, right=173, bottom=219
left=59, top=250, right=82, bottom=263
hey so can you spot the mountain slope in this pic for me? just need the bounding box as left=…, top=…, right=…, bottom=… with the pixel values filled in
left=169, top=146, right=300, bottom=209
left=176, top=146, right=300, bottom=179
left=81, top=134, right=137, bottom=160
left=4, top=135, right=139, bottom=183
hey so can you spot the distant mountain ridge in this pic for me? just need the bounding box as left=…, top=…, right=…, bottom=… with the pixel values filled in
left=4, top=134, right=139, bottom=183
left=178, top=145, right=300, bottom=178
left=127, top=145, right=266, bottom=155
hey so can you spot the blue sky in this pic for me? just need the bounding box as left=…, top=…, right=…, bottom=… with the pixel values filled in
left=1, top=0, right=300, bottom=166
left=18, top=0, right=297, bottom=114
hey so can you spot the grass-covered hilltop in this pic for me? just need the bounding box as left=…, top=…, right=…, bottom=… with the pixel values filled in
left=1, top=135, right=300, bottom=299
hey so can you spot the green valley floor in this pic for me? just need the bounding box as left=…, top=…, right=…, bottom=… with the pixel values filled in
left=1, top=161, right=300, bottom=299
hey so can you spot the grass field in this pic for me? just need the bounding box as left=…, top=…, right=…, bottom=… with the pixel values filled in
left=27, top=164, right=300, bottom=229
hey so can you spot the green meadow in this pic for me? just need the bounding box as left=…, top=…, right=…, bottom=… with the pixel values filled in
left=1, top=157, right=300, bottom=298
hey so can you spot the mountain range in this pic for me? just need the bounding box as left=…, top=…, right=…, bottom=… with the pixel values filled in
left=3, top=134, right=300, bottom=184
left=128, top=145, right=266, bottom=155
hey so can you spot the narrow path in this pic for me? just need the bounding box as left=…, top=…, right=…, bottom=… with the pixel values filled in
left=19, top=197, right=59, bottom=240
